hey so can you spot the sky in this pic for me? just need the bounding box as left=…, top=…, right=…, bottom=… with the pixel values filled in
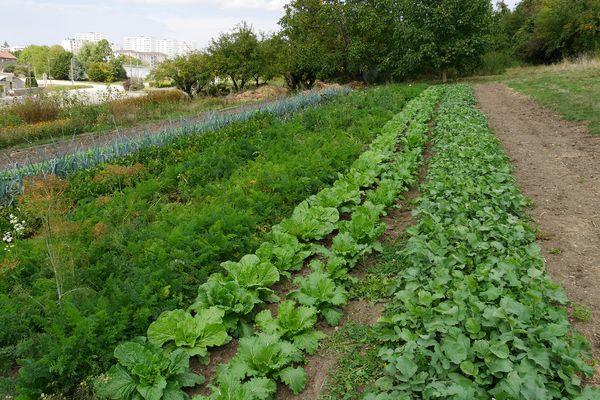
left=2, top=0, right=521, bottom=50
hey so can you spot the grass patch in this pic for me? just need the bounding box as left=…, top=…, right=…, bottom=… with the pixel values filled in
left=470, top=57, right=600, bottom=135
left=43, top=84, right=93, bottom=92
left=572, top=304, right=593, bottom=322
left=320, top=324, right=383, bottom=400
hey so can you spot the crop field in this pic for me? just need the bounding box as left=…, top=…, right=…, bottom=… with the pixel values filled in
left=0, top=82, right=599, bottom=400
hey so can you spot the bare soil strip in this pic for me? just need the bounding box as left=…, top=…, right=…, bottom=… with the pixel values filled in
left=0, top=100, right=273, bottom=170
left=474, top=83, right=600, bottom=380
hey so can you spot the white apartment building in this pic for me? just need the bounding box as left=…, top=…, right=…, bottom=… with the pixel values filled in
left=124, top=36, right=153, bottom=53
left=61, top=32, right=108, bottom=54
left=123, top=36, right=196, bottom=59
left=75, top=32, right=107, bottom=42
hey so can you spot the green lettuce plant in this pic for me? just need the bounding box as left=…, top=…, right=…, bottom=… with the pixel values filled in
left=147, top=308, right=230, bottom=363
left=97, top=338, right=203, bottom=400
left=255, top=300, right=326, bottom=355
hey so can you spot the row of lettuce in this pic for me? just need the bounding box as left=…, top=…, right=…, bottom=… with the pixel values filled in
left=1, top=85, right=425, bottom=398
left=0, top=88, right=347, bottom=204
left=95, top=86, right=446, bottom=399
left=365, top=85, right=598, bottom=399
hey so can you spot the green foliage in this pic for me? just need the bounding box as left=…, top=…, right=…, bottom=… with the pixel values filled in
left=396, top=0, right=493, bottom=80
left=87, top=62, right=111, bottom=82
left=255, top=231, right=311, bottom=277
left=208, top=21, right=257, bottom=91
left=0, top=84, right=425, bottom=398
left=367, top=85, right=598, bottom=400
left=109, top=57, right=128, bottom=81
left=289, top=271, right=348, bottom=326
left=255, top=300, right=326, bottom=355
left=193, top=374, right=276, bottom=400
left=220, top=333, right=307, bottom=394
left=147, top=308, right=230, bottom=361
left=221, top=254, right=280, bottom=303
left=78, top=39, right=113, bottom=69
left=151, top=53, right=212, bottom=97
left=49, top=51, right=74, bottom=80
left=277, top=201, right=339, bottom=241
left=190, top=277, right=261, bottom=334
left=96, top=339, right=204, bottom=400
left=493, top=0, right=600, bottom=64
left=572, top=304, right=592, bottom=322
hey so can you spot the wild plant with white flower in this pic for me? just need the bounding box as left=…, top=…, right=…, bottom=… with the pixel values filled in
left=3, top=213, right=27, bottom=252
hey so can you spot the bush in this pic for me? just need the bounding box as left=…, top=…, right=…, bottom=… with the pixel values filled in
left=0, top=119, right=71, bottom=148
left=477, top=51, right=521, bottom=76
left=2, top=64, right=15, bottom=73
left=87, top=62, right=111, bottom=83
left=7, top=95, right=62, bottom=124
left=122, top=77, right=145, bottom=91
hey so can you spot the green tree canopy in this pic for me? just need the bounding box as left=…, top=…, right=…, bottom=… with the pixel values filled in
left=150, top=53, right=212, bottom=97
left=87, top=62, right=111, bottom=82
left=78, top=39, right=113, bottom=69
left=49, top=51, right=73, bottom=80
left=395, top=0, right=493, bottom=81
left=207, top=21, right=263, bottom=91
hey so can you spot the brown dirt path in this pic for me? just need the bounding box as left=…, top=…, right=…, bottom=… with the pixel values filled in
left=474, top=83, right=600, bottom=376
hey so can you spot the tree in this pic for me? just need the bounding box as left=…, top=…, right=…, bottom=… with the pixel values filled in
left=78, top=39, right=112, bottom=69
left=108, top=57, right=127, bottom=81
left=208, top=22, right=263, bottom=91
left=87, top=62, right=111, bottom=82
left=398, top=0, right=493, bottom=82
left=18, top=45, right=50, bottom=77
left=49, top=51, right=73, bottom=80
left=534, top=0, right=600, bottom=61
left=150, top=53, right=212, bottom=97
left=279, top=0, right=336, bottom=89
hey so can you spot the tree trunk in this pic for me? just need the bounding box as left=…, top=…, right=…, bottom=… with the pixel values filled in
left=442, top=69, right=448, bottom=83
left=231, top=76, right=239, bottom=92
left=255, top=77, right=260, bottom=88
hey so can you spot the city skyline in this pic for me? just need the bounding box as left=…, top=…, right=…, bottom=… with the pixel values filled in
left=1, top=0, right=288, bottom=50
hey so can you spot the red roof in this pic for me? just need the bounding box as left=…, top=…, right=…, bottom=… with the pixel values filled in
left=0, top=51, right=17, bottom=60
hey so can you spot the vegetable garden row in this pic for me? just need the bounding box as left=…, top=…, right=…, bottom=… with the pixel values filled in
left=366, top=86, right=598, bottom=399
left=96, top=85, right=444, bottom=400
left=1, top=84, right=597, bottom=399
left=0, top=84, right=425, bottom=398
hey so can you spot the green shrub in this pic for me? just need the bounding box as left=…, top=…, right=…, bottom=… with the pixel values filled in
left=87, top=62, right=111, bottom=83
left=477, top=51, right=521, bottom=76
left=7, top=95, right=62, bottom=124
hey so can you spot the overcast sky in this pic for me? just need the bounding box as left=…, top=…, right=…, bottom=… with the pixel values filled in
left=2, top=0, right=521, bottom=49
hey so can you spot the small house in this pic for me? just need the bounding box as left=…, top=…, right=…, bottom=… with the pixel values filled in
left=0, top=73, right=25, bottom=97
left=0, top=51, right=17, bottom=71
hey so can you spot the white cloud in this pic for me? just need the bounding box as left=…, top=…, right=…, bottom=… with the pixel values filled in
left=126, top=0, right=289, bottom=12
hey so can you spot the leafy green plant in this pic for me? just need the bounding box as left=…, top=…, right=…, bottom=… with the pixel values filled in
left=219, top=333, right=307, bottom=394
left=338, top=201, right=386, bottom=244
left=193, top=374, right=276, bottom=400
left=255, top=300, right=326, bottom=355
left=572, top=304, right=592, bottom=322
left=367, top=85, right=599, bottom=400
left=221, top=254, right=280, bottom=302
left=190, top=277, right=261, bottom=334
left=255, top=231, right=312, bottom=277
left=289, top=271, right=348, bottom=326
left=277, top=201, right=339, bottom=241
left=147, top=308, right=230, bottom=362
left=96, top=339, right=203, bottom=400
left=309, top=179, right=362, bottom=210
